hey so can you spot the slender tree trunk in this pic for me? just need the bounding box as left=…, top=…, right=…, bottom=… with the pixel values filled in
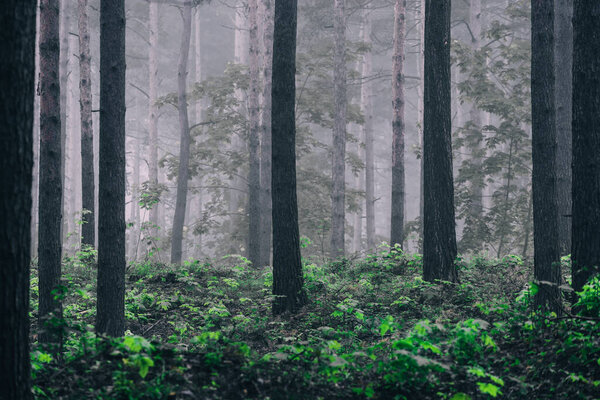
left=170, top=1, right=192, bottom=265
left=230, top=1, right=248, bottom=214
left=422, top=0, right=458, bottom=282
left=59, top=0, right=69, bottom=246
left=38, top=0, right=64, bottom=347
left=361, top=6, right=376, bottom=251
left=78, top=0, right=95, bottom=248
left=352, top=123, right=364, bottom=253
left=555, top=0, right=572, bottom=256
left=572, top=1, right=600, bottom=294
left=497, top=139, right=514, bottom=258
left=0, top=1, right=36, bottom=397
left=247, top=0, right=261, bottom=266
left=259, top=0, right=274, bottom=267
left=417, top=0, right=425, bottom=251
left=32, top=11, right=41, bottom=259
left=97, top=0, right=126, bottom=336
left=331, top=0, right=347, bottom=259
left=129, top=136, right=140, bottom=261
left=194, top=7, right=203, bottom=257
left=390, top=0, right=406, bottom=248
left=148, top=1, right=160, bottom=233
left=468, top=0, right=484, bottom=250
left=531, top=0, right=561, bottom=312
left=272, top=0, right=306, bottom=314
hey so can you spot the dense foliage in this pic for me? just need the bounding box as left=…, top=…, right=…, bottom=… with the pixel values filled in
left=30, top=248, right=600, bottom=399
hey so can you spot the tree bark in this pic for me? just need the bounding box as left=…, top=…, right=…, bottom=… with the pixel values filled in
left=331, top=0, right=347, bottom=259
left=38, top=0, right=64, bottom=346
left=271, top=0, right=306, bottom=314
left=78, top=0, right=95, bottom=248
left=572, top=0, right=600, bottom=294
left=248, top=0, right=261, bottom=266
left=555, top=0, right=572, bottom=256
left=170, top=1, right=193, bottom=265
left=467, top=0, right=484, bottom=250
left=531, top=0, right=561, bottom=312
left=390, top=0, right=406, bottom=248
left=194, top=7, right=203, bottom=258
left=259, top=0, right=274, bottom=267
left=422, top=0, right=458, bottom=282
left=0, top=1, right=36, bottom=397
left=97, top=0, right=126, bottom=336
left=148, top=1, right=160, bottom=232
left=59, top=0, right=69, bottom=246
left=362, top=6, right=376, bottom=251
left=417, top=0, right=425, bottom=251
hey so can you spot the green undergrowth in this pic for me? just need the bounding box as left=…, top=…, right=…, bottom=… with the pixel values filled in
left=29, top=246, right=600, bottom=399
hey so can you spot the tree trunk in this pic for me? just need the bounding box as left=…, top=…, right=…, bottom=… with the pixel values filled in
left=468, top=0, right=484, bottom=250
left=531, top=0, right=561, bottom=312
left=271, top=0, right=306, bottom=314
left=38, top=0, right=64, bottom=347
left=361, top=6, right=376, bottom=251
left=555, top=0, right=572, bottom=256
left=0, top=1, right=35, bottom=397
left=194, top=7, right=203, bottom=258
left=247, top=0, right=261, bottom=266
left=352, top=124, right=364, bottom=253
left=331, top=0, right=347, bottom=259
left=230, top=1, right=248, bottom=215
left=417, top=0, right=425, bottom=252
left=148, top=1, right=160, bottom=233
left=422, top=0, right=458, bottom=282
left=78, top=0, right=94, bottom=248
left=572, top=0, right=600, bottom=294
left=259, top=0, right=274, bottom=267
left=97, top=0, right=126, bottom=336
left=390, top=0, right=406, bottom=248
left=59, top=0, right=69, bottom=246
left=170, top=1, right=192, bottom=265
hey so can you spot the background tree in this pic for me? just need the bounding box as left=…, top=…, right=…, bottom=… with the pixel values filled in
left=259, top=0, right=274, bottom=267
left=0, top=0, right=36, bottom=397
left=331, top=0, right=347, bottom=259
left=38, top=0, right=64, bottom=346
left=422, top=0, right=457, bottom=282
left=271, top=0, right=307, bottom=314
left=171, top=1, right=193, bottom=265
left=361, top=5, right=375, bottom=251
left=531, top=0, right=561, bottom=312
left=572, top=0, right=600, bottom=294
left=97, top=0, right=126, bottom=336
left=78, top=0, right=94, bottom=248
left=248, top=0, right=261, bottom=266
left=148, top=0, right=160, bottom=238
left=390, top=0, right=406, bottom=248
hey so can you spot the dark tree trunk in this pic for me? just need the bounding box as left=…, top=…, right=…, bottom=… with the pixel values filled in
left=97, top=0, right=126, bottom=336
left=38, top=0, right=64, bottom=346
left=330, top=0, right=347, bottom=259
left=390, top=0, right=406, bottom=248
left=78, top=0, right=95, bottom=248
left=531, top=0, right=561, bottom=312
left=59, top=0, right=69, bottom=246
left=0, top=1, right=36, bottom=397
left=572, top=1, right=600, bottom=294
left=555, top=0, right=572, bottom=256
left=170, top=1, right=192, bottom=265
left=422, top=0, right=457, bottom=282
left=271, top=0, right=306, bottom=315
left=259, top=0, right=274, bottom=267
left=248, top=0, right=261, bottom=266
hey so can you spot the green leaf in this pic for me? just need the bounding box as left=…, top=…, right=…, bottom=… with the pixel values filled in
left=477, top=382, right=501, bottom=397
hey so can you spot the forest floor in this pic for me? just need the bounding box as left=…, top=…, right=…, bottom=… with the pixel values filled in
left=30, top=246, right=600, bottom=399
